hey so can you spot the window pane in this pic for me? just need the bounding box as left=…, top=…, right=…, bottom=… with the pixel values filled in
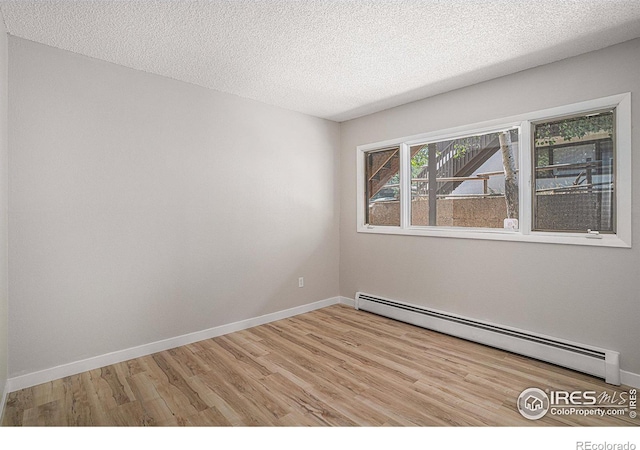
left=410, top=129, right=519, bottom=228
left=533, top=111, right=614, bottom=232
left=365, top=147, right=400, bottom=226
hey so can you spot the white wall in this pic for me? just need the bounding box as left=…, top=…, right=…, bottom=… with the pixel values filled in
left=340, top=39, right=640, bottom=376
left=0, top=18, right=8, bottom=402
left=8, top=37, right=340, bottom=378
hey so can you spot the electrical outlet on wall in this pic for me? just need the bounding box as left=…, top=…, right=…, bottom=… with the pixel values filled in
left=298, top=277, right=304, bottom=288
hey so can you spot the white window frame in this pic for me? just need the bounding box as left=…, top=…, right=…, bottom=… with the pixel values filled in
left=356, top=93, right=631, bottom=248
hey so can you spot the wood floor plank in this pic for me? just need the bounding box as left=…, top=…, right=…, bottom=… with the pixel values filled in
left=106, top=400, right=157, bottom=427
left=136, top=355, right=208, bottom=420
left=79, top=371, right=115, bottom=426
left=198, top=340, right=290, bottom=421
left=183, top=406, right=234, bottom=426
left=99, top=365, right=133, bottom=407
left=151, top=353, right=209, bottom=413
left=22, top=400, right=64, bottom=426
left=211, top=335, right=274, bottom=378
left=63, top=374, right=94, bottom=426
left=253, top=350, right=390, bottom=426
left=3, top=305, right=637, bottom=427
left=165, top=346, right=211, bottom=377
left=257, top=372, right=357, bottom=426
left=185, top=376, right=248, bottom=425
left=196, top=371, right=277, bottom=426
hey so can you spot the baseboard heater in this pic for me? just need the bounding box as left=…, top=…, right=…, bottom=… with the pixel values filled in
left=355, top=292, right=621, bottom=385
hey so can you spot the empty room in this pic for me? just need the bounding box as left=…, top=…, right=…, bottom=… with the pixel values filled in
left=0, top=0, right=639, bottom=444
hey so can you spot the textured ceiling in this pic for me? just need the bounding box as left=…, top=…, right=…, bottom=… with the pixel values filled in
left=1, top=1, right=640, bottom=122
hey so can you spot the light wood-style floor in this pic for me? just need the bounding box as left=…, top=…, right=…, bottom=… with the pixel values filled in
left=2, top=304, right=637, bottom=426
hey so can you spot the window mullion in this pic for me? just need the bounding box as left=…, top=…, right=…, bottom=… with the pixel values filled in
left=399, top=143, right=411, bottom=229
left=520, top=122, right=532, bottom=236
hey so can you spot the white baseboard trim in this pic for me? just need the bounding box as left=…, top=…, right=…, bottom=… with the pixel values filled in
left=5, top=296, right=342, bottom=393
left=621, top=370, right=640, bottom=389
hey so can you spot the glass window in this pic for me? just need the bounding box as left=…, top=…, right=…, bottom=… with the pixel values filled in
left=356, top=94, right=630, bottom=248
left=533, top=110, right=615, bottom=233
left=364, top=147, right=401, bottom=226
left=410, top=129, right=519, bottom=229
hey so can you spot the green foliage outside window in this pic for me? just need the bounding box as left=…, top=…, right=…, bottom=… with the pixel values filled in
left=535, top=112, right=613, bottom=146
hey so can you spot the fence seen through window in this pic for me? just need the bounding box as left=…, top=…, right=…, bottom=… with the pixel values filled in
left=533, top=110, right=614, bottom=233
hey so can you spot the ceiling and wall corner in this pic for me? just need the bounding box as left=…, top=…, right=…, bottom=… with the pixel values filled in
left=0, top=0, right=639, bottom=122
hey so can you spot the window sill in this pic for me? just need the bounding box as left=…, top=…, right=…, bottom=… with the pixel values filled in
left=357, top=225, right=631, bottom=248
